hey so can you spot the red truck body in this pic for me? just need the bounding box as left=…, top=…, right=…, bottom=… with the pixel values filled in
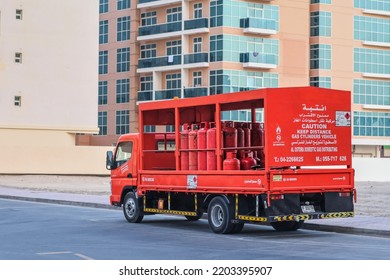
left=107, top=87, right=355, bottom=233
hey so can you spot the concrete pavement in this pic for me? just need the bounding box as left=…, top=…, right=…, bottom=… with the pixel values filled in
left=0, top=178, right=389, bottom=238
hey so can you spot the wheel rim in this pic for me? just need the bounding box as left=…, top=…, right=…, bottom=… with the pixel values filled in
left=125, top=198, right=136, bottom=218
left=210, top=204, right=224, bottom=227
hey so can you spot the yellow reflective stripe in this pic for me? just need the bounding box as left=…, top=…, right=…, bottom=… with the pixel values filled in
left=238, top=215, right=268, bottom=222
left=144, top=208, right=197, bottom=216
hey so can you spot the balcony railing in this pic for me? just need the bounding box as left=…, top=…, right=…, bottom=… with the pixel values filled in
left=240, top=18, right=278, bottom=34
left=240, top=52, right=277, bottom=66
left=184, top=87, right=208, bottom=98
left=137, top=91, right=153, bottom=101
left=138, top=21, right=182, bottom=37
left=138, top=55, right=181, bottom=69
left=139, top=0, right=157, bottom=3
left=184, top=53, right=208, bottom=64
left=155, top=89, right=181, bottom=100
left=184, top=18, right=209, bottom=30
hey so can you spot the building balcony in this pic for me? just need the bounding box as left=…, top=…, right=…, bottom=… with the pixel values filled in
left=138, top=22, right=182, bottom=41
left=183, top=18, right=209, bottom=35
left=240, top=18, right=278, bottom=35
left=138, top=0, right=181, bottom=9
left=137, top=91, right=153, bottom=102
left=183, top=52, right=209, bottom=68
left=184, top=87, right=208, bottom=98
left=155, top=89, right=181, bottom=100
left=240, top=52, right=277, bottom=69
left=137, top=55, right=182, bottom=73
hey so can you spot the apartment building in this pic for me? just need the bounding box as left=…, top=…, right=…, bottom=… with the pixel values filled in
left=96, top=0, right=390, bottom=157
left=0, top=0, right=105, bottom=174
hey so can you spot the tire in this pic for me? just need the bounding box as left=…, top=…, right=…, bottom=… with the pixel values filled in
left=185, top=212, right=203, bottom=221
left=123, top=192, right=144, bottom=223
left=208, top=196, right=234, bottom=234
left=270, top=220, right=304, bottom=231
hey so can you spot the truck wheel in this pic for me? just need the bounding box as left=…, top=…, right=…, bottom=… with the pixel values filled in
left=270, top=221, right=304, bottom=231
left=208, top=197, right=234, bottom=234
left=185, top=212, right=203, bottom=221
left=123, top=192, right=144, bottom=223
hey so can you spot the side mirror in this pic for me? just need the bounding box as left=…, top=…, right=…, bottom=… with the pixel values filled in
left=106, top=151, right=115, bottom=170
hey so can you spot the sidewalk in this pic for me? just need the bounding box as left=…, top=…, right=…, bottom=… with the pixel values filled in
left=0, top=175, right=389, bottom=237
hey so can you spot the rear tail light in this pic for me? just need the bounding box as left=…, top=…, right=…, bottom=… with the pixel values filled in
left=271, top=194, right=284, bottom=200
left=339, top=192, right=351, bottom=197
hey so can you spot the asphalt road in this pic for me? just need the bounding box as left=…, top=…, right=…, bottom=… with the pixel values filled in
left=1, top=199, right=389, bottom=260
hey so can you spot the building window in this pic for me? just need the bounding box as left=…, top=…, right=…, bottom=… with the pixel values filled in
left=210, top=69, right=278, bottom=95
left=117, top=47, right=130, bottom=72
left=166, top=40, right=182, bottom=56
left=354, top=0, right=390, bottom=12
left=310, top=44, right=331, bottom=69
left=167, top=7, right=182, bottom=23
left=193, top=71, right=202, bottom=87
left=140, top=44, right=157, bottom=58
left=144, top=125, right=156, bottom=133
left=16, top=9, right=23, bottom=20
left=117, top=0, right=130, bottom=10
left=193, top=37, right=202, bottom=53
left=354, top=16, right=390, bottom=44
left=116, top=79, right=130, bottom=103
left=194, top=3, right=202, bottom=19
left=141, top=11, right=157, bottom=26
left=210, top=1, right=279, bottom=29
left=311, top=0, right=331, bottom=4
left=117, top=16, right=130, bottom=41
left=354, top=48, right=390, bottom=75
left=15, top=52, right=22, bottom=63
left=116, top=110, right=130, bottom=135
left=166, top=73, right=181, bottom=89
left=354, top=79, right=390, bottom=106
left=353, top=111, right=390, bottom=137
left=14, top=96, right=22, bottom=106
left=210, top=34, right=279, bottom=64
left=98, top=111, right=108, bottom=135
left=310, top=11, right=331, bottom=37
left=140, top=76, right=153, bottom=92
left=99, top=0, right=108, bottom=14
left=98, top=81, right=108, bottom=105
left=99, top=50, right=108, bottom=74
left=99, top=20, right=108, bottom=44
left=310, top=77, right=331, bottom=88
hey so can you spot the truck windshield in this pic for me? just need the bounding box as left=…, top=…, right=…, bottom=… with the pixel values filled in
left=115, top=141, right=133, bottom=167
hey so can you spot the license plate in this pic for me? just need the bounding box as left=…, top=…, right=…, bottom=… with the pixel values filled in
left=301, top=205, right=315, bottom=213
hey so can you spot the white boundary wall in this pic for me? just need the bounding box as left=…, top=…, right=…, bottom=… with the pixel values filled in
left=353, top=157, right=390, bottom=182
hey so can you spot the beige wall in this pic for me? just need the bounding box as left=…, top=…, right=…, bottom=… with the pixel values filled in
left=0, top=0, right=102, bottom=174
left=0, top=129, right=110, bottom=175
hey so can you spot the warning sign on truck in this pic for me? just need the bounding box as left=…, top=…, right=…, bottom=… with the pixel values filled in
left=267, top=88, right=352, bottom=167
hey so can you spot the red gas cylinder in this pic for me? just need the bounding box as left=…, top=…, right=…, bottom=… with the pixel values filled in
left=242, top=123, right=251, bottom=148
left=253, top=151, right=261, bottom=165
left=206, top=122, right=217, bottom=170
left=223, top=152, right=240, bottom=170
left=180, top=123, right=190, bottom=170
left=240, top=151, right=257, bottom=170
left=251, top=122, right=265, bottom=167
left=234, top=122, right=244, bottom=159
left=222, top=121, right=237, bottom=154
left=197, top=122, right=209, bottom=170
left=188, top=124, right=198, bottom=170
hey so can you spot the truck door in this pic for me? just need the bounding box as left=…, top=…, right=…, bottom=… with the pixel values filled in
left=111, top=140, right=136, bottom=192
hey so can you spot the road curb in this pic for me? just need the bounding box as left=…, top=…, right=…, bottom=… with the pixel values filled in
left=303, top=223, right=390, bottom=238
left=0, top=194, right=117, bottom=210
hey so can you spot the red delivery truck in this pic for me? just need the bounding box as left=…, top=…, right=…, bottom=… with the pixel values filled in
left=106, top=87, right=355, bottom=234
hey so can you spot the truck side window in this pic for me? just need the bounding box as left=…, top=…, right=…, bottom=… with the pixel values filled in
left=115, top=141, right=133, bottom=167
